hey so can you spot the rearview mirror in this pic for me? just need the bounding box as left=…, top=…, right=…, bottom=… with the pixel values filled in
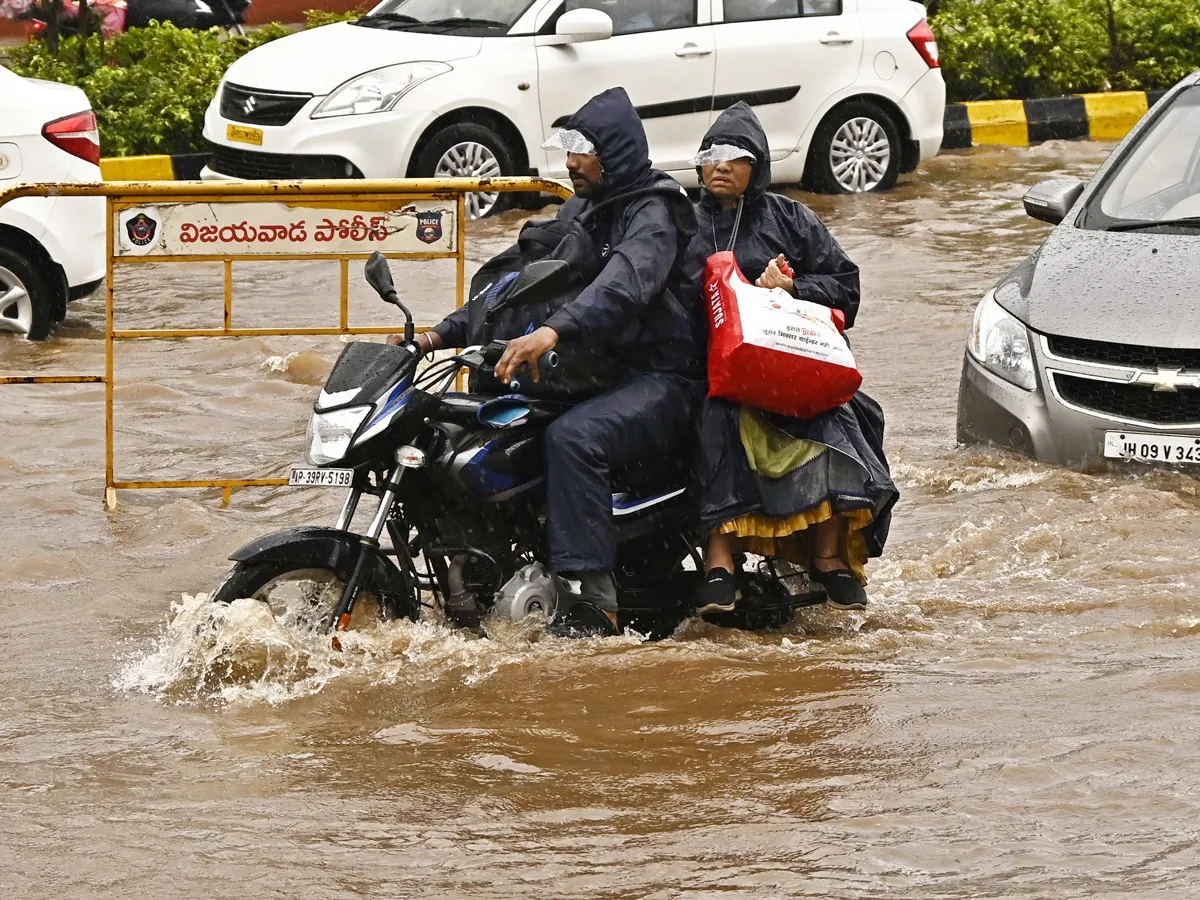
left=503, top=259, right=572, bottom=309
left=364, top=251, right=396, bottom=300
left=1023, top=178, right=1085, bottom=225
left=545, top=8, right=613, bottom=45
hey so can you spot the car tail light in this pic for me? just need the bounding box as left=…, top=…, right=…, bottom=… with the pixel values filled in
left=42, top=110, right=101, bottom=165
left=907, top=20, right=940, bottom=69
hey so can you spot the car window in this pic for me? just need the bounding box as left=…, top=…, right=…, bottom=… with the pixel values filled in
left=722, top=0, right=840, bottom=22
left=564, top=0, right=697, bottom=35
left=360, top=0, right=532, bottom=28
left=1093, top=87, right=1200, bottom=223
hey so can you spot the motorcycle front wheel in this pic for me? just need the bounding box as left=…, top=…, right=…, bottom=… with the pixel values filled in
left=210, top=560, right=395, bottom=633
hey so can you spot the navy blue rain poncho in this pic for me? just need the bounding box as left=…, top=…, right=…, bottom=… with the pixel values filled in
left=691, top=102, right=898, bottom=559
left=433, top=87, right=704, bottom=379
left=544, top=87, right=704, bottom=377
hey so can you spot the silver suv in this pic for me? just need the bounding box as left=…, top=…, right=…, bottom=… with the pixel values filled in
left=958, top=71, right=1200, bottom=468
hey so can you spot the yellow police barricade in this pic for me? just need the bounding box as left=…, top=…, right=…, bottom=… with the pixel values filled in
left=0, top=178, right=573, bottom=508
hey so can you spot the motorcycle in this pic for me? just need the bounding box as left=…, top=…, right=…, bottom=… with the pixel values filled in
left=209, top=253, right=827, bottom=639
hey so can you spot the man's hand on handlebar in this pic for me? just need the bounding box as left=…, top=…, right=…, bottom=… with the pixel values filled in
left=387, top=331, right=443, bottom=356
left=495, top=326, right=559, bottom=385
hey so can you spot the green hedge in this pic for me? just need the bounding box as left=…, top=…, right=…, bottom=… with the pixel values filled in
left=7, top=2, right=1200, bottom=156
left=934, top=0, right=1200, bottom=101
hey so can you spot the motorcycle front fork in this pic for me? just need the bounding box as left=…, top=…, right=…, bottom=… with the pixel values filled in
left=327, top=466, right=406, bottom=636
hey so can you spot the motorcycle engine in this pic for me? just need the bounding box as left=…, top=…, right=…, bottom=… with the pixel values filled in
left=492, top=563, right=558, bottom=622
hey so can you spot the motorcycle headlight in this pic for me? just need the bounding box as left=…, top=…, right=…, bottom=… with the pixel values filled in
left=311, top=62, right=452, bottom=118
left=306, top=405, right=371, bottom=465
left=968, top=290, right=1036, bottom=391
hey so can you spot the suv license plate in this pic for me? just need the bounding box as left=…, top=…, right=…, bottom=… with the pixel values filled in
left=1103, top=431, right=1200, bottom=464
left=288, top=467, right=353, bottom=487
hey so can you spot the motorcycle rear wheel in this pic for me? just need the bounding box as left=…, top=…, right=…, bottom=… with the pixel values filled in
left=210, top=560, right=395, bottom=632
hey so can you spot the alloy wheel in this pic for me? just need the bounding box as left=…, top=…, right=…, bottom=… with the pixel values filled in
left=0, top=265, right=34, bottom=337
left=829, top=117, right=892, bottom=193
left=434, top=140, right=503, bottom=219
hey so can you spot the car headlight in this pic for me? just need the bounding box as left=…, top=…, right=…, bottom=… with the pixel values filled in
left=306, top=405, right=371, bottom=464
left=968, top=290, right=1036, bottom=391
left=311, top=62, right=452, bottom=118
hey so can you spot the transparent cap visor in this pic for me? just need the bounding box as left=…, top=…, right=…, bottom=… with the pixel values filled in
left=691, top=143, right=756, bottom=166
left=541, top=128, right=597, bottom=156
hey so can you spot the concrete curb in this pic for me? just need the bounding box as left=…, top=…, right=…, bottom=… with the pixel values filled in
left=101, top=90, right=1167, bottom=181
left=942, top=89, right=1169, bottom=149
left=99, top=152, right=207, bottom=181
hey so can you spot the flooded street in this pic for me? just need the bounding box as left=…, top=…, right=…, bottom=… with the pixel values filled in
left=5, top=141, right=1200, bottom=898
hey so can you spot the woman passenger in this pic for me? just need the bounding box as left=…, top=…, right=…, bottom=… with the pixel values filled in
left=689, top=102, right=899, bottom=614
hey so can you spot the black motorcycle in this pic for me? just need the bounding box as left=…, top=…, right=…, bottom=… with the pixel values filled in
left=210, top=254, right=825, bottom=638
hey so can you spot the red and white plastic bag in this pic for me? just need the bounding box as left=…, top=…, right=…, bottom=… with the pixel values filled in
left=704, top=250, right=861, bottom=419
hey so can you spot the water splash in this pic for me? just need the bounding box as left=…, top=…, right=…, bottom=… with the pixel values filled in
left=261, top=350, right=331, bottom=385
left=115, top=590, right=949, bottom=706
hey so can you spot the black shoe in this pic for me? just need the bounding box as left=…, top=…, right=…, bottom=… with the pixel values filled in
left=809, top=566, right=868, bottom=610
left=548, top=601, right=620, bottom=638
left=695, top=568, right=741, bottom=615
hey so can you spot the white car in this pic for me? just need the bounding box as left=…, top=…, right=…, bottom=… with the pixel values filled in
left=201, top=0, right=945, bottom=218
left=0, top=65, right=105, bottom=340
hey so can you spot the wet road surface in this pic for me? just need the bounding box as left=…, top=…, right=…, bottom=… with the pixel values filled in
left=5, top=141, right=1200, bottom=898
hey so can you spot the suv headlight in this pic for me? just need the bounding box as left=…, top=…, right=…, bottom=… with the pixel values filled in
left=311, top=62, right=452, bottom=118
left=306, top=405, right=371, bottom=464
left=968, top=290, right=1036, bottom=391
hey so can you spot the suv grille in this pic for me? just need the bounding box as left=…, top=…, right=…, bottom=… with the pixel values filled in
left=1054, top=373, right=1200, bottom=425
left=208, top=144, right=363, bottom=180
left=220, top=83, right=312, bottom=127
left=1047, top=334, right=1200, bottom=370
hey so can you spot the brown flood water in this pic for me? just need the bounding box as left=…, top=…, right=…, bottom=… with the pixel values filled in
left=4, top=142, right=1200, bottom=899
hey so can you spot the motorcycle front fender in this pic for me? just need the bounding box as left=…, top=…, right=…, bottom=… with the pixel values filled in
left=228, top=526, right=418, bottom=620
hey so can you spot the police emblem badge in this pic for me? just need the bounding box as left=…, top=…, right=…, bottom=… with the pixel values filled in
left=415, top=211, right=444, bottom=245
left=126, top=212, right=157, bottom=247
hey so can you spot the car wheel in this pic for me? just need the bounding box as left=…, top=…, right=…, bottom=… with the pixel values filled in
left=804, top=100, right=902, bottom=194
left=414, top=123, right=516, bottom=220
left=0, top=247, right=54, bottom=341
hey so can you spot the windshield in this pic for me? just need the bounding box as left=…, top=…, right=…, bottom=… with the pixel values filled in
left=1087, top=86, right=1200, bottom=228
left=358, top=0, right=530, bottom=29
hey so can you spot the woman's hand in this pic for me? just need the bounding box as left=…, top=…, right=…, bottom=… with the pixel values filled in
left=495, top=326, right=559, bottom=385
left=756, top=254, right=795, bottom=293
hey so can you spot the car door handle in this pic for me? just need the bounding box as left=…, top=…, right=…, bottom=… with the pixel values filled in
left=675, top=43, right=713, bottom=57
left=819, top=32, right=855, bottom=45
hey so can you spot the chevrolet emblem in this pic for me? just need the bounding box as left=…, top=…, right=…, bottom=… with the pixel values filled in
left=1130, top=367, right=1200, bottom=392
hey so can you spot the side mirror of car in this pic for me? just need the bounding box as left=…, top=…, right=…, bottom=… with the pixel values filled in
left=544, top=8, right=613, bottom=45
left=1023, top=178, right=1085, bottom=225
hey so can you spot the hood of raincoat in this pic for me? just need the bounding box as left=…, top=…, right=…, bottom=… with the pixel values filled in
left=563, top=86, right=654, bottom=197
left=697, top=101, right=772, bottom=200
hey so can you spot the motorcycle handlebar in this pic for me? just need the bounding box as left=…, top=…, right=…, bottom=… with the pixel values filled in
left=454, top=341, right=560, bottom=391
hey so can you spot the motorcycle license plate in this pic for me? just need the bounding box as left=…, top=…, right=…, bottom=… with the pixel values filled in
left=1103, top=431, right=1200, bottom=465
left=288, top=467, right=353, bottom=487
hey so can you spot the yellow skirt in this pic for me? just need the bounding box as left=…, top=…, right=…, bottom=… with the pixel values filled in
left=718, top=502, right=874, bottom=585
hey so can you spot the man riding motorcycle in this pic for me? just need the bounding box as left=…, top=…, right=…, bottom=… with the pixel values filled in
left=393, top=87, right=704, bottom=638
